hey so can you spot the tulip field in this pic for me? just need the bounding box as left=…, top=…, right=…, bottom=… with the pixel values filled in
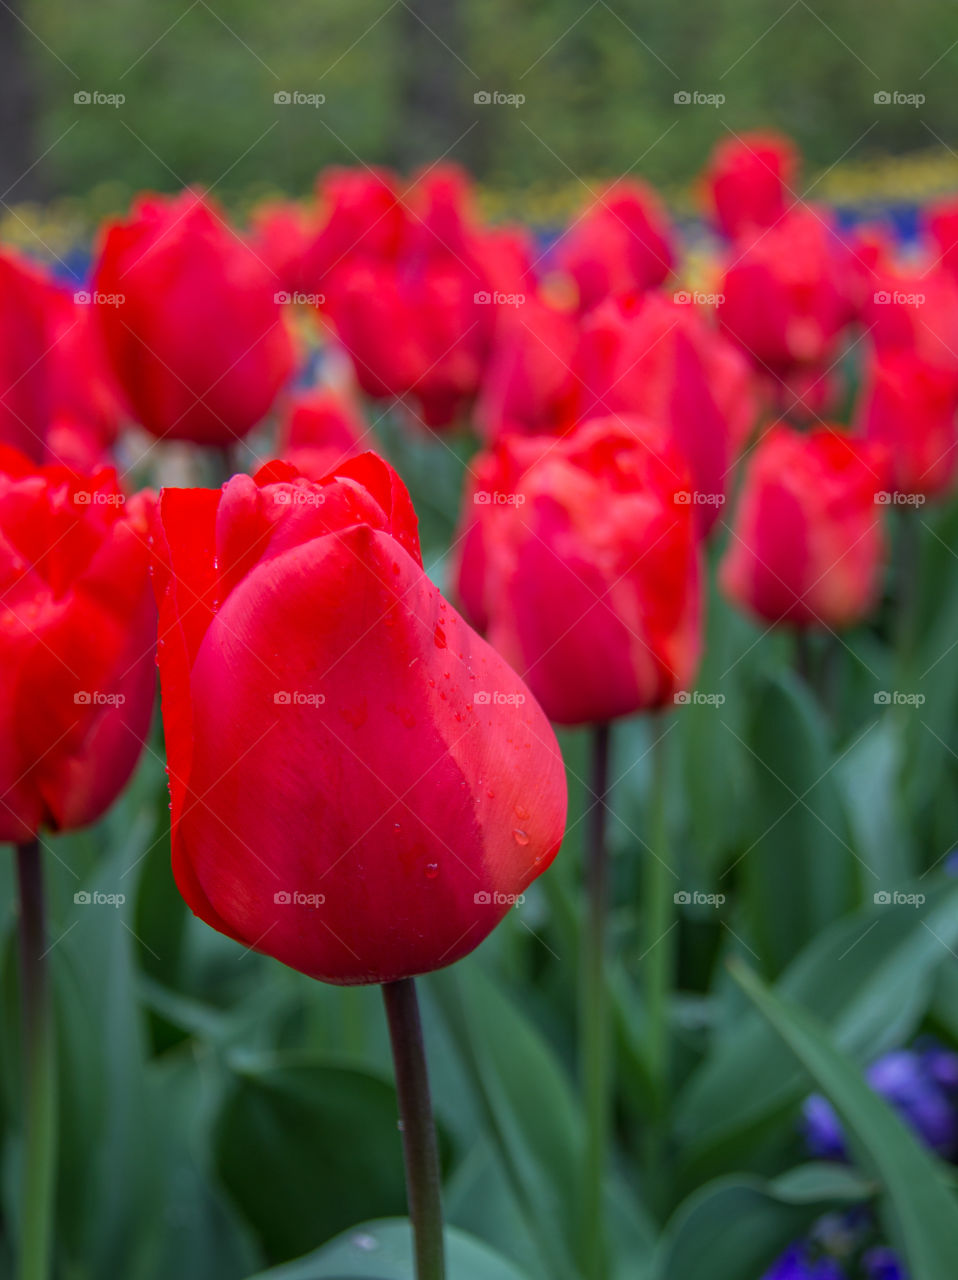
left=5, top=126, right=958, bottom=1280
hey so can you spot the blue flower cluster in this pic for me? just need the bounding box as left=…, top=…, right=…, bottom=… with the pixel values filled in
left=761, top=1040, right=958, bottom=1279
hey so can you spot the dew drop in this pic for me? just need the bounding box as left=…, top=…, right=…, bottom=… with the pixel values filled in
left=512, top=829, right=530, bottom=846
left=424, top=862, right=439, bottom=880
left=434, top=623, right=447, bottom=649
left=514, top=803, right=530, bottom=821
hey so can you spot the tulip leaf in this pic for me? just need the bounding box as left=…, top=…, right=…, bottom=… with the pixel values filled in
left=675, top=881, right=958, bottom=1182
left=739, top=670, right=857, bottom=976
left=213, top=1060, right=412, bottom=1262
left=651, top=1164, right=871, bottom=1280
left=731, top=959, right=958, bottom=1278
left=244, top=1217, right=533, bottom=1279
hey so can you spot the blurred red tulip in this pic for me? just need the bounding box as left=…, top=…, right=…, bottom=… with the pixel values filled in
left=153, top=452, right=566, bottom=984
left=703, top=132, right=798, bottom=240
left=278, top=386, right=369, bottom=480
left=928, top=197, right=958, bottom=278
left=0, top=250, right=120, bottom=469
left=572, top=293, right=757, bottom=534
left=310, top=165, right=532, bottom=429
left=248, top=200, right=320, bottom=296
left=555, top=179, right=675, bottom=313
left=720, top=425, right=887, bottom=629
left=717, top=209, right=858, bottom=376
left=475, top=292, right=580, bottom=440
left=93, top=190, right=294, bottom=446
left=857, top=346, right=958, bottom=500
left=454, top=419, right=702, bottom=724
left=0, top=449, right=156, bottom=841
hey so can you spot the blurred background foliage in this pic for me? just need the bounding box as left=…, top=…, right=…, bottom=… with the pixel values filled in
left=2, top=0, right=957, bottom=221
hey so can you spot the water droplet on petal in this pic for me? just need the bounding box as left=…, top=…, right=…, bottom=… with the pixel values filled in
left=425, top=862, right=439, bottom=880
left=514, top=803, right=529, bottom=821
left=434, top=623, right=447, bottom=649
left=513, top=829, right=530, bottom=846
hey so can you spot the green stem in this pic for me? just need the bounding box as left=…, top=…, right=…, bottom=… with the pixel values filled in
left=15, top=841, right=56, bottom=1280
left=582, top=722, right=611, bottom=1280
left=644, top=717, right=673, bottom=1106
left=381, top=978, right=445, bottom=1280
left=894, top=505, right=921, bottom=667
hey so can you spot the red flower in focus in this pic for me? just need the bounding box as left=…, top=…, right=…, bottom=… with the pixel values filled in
left=720, top=425, right=887, bottom=629
left=572, top=293, right=757, bottom=534
left=703, top=132, right=798, bottom=240
left=856, top=346, right=958, bottom=500
left=0, top=449, right=156, bottom=841
left=717, top=209, right=858, bottom=377
left=555, top=179, right=675, bottom=313
left=0, top=250, right=120, bottom=470
left=309, top=165, right=532, bottom=429
left=454, top=419, right=702, bottom=725
left=153, top=452, right=566, bottom=985
left=93, top=191, right=294, bottom=446
left=278, top=387, right=369, bottom=480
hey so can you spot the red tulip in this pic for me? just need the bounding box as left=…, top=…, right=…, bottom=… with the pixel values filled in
left=92, top=190, right=294, bottom=446
left=248, top=200, right=320, bottom=297
left=717, top=209, right=858, bottom=376
left=278, top=386, right=369, bottom=480
left=153, top=452, right=566, bottom=985
left=928, top=197, right=958, bottom=278
left=475, top=292, right=580, bottom=441
left=0, top=449, right=156, bottom=842
left=555, top=179, right=675, bottom=313
left=720, top=425, right=887, bottom=629
left=572, top=293, right=757, bottom=534
left=703, top=132, right=798, bottom=240
left=0, top=250, right=120, bottom=469
left=313, top=165, right=532, bottom=429
left=454, top=419, right=702, bottom=725
left=856, top=346, right=958, bottom=500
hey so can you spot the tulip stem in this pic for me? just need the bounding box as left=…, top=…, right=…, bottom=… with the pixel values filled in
left=381, top=978, right=445, bottom=1280
left=14, top=841, right=56, bottom=1280
left=582, top=722, right=611, bottom=1280
left=895, top=506, right=921, bottom=666
left=644, top=715, right=673, bottom=1104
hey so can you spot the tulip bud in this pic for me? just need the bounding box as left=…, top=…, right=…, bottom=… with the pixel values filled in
left=703, top=132, right=798, bottom=241
left=92, top=190, right=294, bottom=446
left=0, top=449, right=156, bottom=841
left=720, top=425, right=887, bottom=629
left=153, top=453, right=566, bottom=985
left=454, top=419, right=703, bottom=724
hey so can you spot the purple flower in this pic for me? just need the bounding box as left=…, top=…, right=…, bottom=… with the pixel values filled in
left=762, top=1243, right=845, bottom=1279
left=861, top=1246, right=908, bottom=1279
left=803, top=1043, right=958, bottom=1161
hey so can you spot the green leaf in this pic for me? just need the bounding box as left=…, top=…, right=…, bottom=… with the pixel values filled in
left=676, top=883, right=958, bottom=1181
left=213, top=1059, right=413, bottom=1261
left=429, top=964, right=583, bottom=1280
left=244, top=1218, right=534, bottom=1279
left=731, top=960, right=958, bottom=1279
left=739, top=671, right=856, bottom=975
